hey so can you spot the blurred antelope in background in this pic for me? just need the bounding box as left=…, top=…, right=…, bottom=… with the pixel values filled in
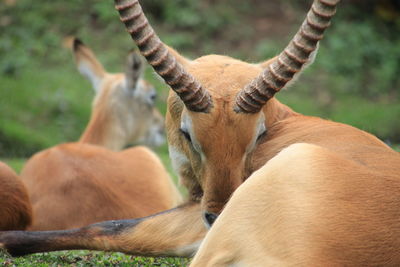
left=69, top=38, right=165, bottom=150
left=1, top=0, right=400, bottom=265
left=0, top=161, right=32, bottom=231
left=18, top=38, right=181, bottom=230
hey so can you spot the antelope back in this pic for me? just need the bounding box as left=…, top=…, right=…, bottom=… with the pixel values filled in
left=70, top=38, right=164, bottom=150
left=21, top=143, right=181, bottom=230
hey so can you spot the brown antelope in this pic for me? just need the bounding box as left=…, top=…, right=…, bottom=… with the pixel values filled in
left=0, top=161, right=32, bottom=231
left=17, top=38, right=181, bottom=230
left=67, top=37, right=165, bottom=150
left=1, top=0, right=400, bottom=265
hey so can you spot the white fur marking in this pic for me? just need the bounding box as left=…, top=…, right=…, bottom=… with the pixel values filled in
left=78, top=62, right=102, bottom=92
left=245, top=113, right=266, bottom=154
left=167, top=240, right=203, bottom=257
left=181, top=113, right=203, bottom=154
left=169, top=146, right=190, bottom=175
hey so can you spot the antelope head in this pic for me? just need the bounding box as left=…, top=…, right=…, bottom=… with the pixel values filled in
left=115, top=0, right=339, bottom=226
left=71, top=38, right=165, bottom=149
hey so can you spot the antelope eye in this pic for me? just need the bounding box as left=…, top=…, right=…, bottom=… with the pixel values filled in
left=150, top=92, right=157, bottom=102
left=148, top=91, right=157, bottom=105
left=256, top=130, right=267, bottom=142
left=180, top=128, right=192, bottom=143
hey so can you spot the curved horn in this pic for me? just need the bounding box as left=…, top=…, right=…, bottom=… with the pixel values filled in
left=235, top=0, right=340, bottom=113
left=115, top=0, right=212, bottom=113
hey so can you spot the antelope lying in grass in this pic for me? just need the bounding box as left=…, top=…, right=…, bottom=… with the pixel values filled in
left=1, top=0, right=400, bottom=265
left=18, top=38, right=181, bottom=230
left=0, top=161, right=32, bottom=231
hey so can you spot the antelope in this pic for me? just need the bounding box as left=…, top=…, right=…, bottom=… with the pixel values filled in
left=17, top=38, right=181, bottom=230
left=1, top=0, right=400, bottom=265
left=0, top=161, right=32, bottom=231
left=66, top=37, right=165, bottom=150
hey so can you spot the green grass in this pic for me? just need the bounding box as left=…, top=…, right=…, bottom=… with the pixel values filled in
left=0, top=59, right=92, bottom=157
left=278, top=90, right=400, bottom=143
left=0, top=250, right=190, bottom=267
left=0, top=56, right=173, bottom=158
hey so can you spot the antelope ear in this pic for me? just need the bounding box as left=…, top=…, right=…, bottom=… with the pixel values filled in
left=124, top=50, right=144, bottom=91
left=71, top=38, right=106, bottom=92
left=258, top=44, right=319, bottom=89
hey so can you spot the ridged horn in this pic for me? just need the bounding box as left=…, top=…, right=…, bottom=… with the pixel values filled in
left=115, top=0, right=212, bottom=113
left=235, top=0, right=340, bottom=113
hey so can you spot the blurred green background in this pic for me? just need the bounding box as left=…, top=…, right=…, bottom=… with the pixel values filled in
left=0, top=0, right=399, bottom=265
left=0, top=0, right=399, bottom=161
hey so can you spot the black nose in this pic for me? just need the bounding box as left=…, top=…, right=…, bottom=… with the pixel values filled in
left=204, top=212, right=218, bottom=227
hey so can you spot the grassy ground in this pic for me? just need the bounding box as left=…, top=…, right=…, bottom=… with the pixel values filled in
left=0, top=250, right=190, bottom=267
left=0, top=154, right=191, bottom=266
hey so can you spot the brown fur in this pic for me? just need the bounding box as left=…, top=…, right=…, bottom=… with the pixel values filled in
left=165, top=53, right=400, bottom=265
left=0, top=203, right=204, bottom=257
left=1, top=3, right=399, bottom=264
left=0, top=162, right=32, bottom=230
left=1, top=47, right=397, bottom=265
left=22, top=143, right=180, bottom=230
left=20, top=39, right=180, bottom=230
left=191, top=143, right=400, bottom=266
left=167, top=55, right=301, bottom=213
left=107, top=202, right=205, bottom=256
left=72, top=39, right=164, bottom=150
